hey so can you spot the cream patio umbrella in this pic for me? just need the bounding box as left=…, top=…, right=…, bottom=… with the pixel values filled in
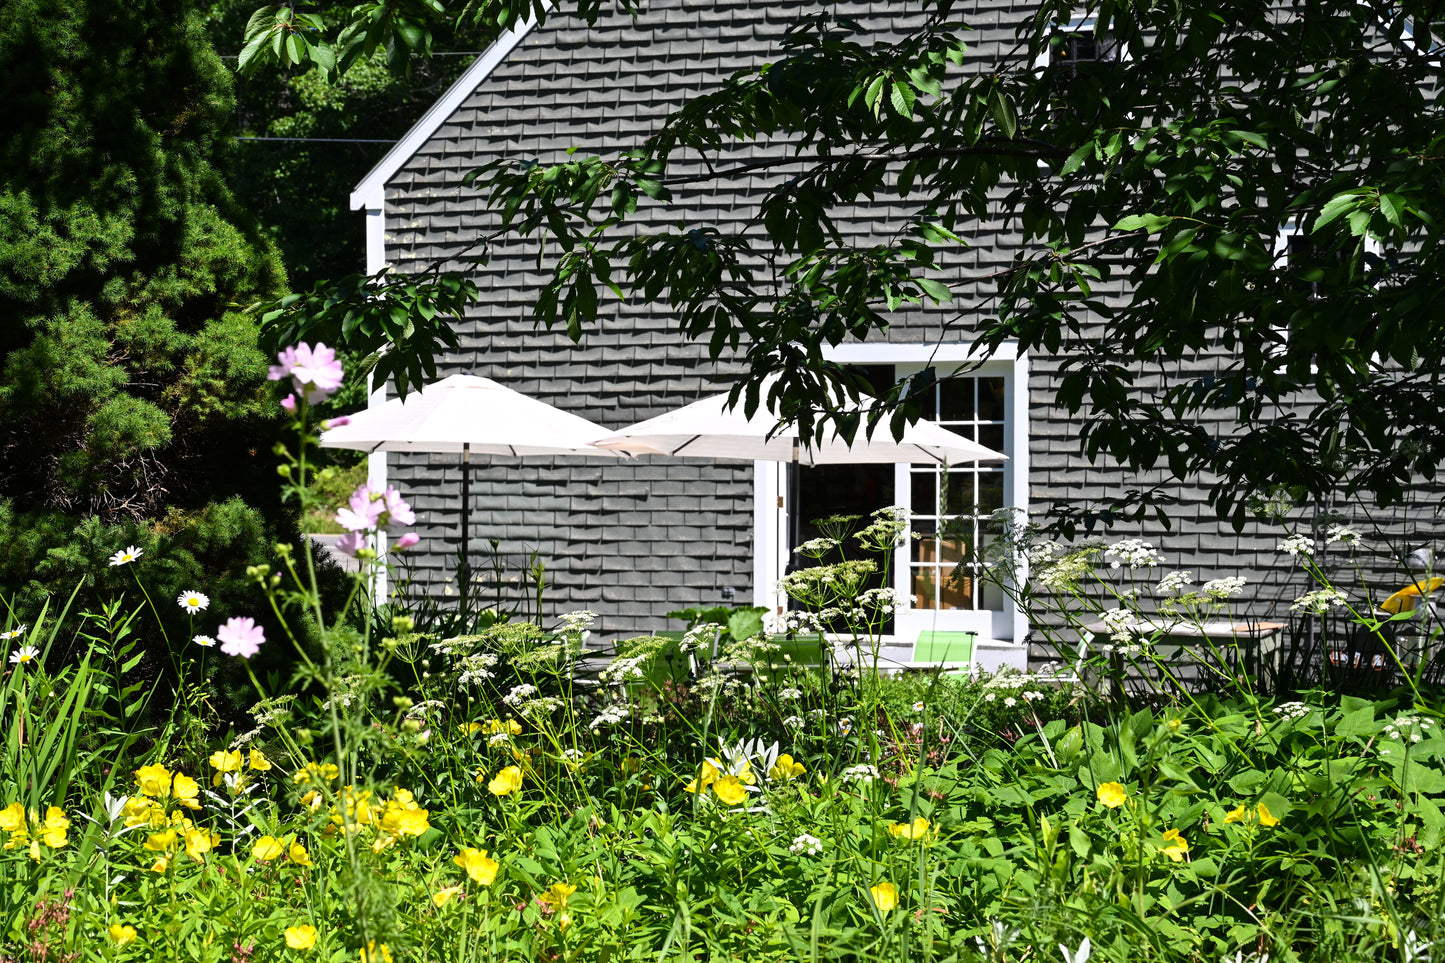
left=321, top=374, right=641, bottom=570
left=589, top=382, right=1007, bottom=465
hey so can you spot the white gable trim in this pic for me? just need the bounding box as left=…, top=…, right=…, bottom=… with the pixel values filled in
left=349, top=4, right=553, bottom=212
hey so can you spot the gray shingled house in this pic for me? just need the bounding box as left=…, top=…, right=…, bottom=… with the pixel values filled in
left=345, top=0, right=1422, bottom=671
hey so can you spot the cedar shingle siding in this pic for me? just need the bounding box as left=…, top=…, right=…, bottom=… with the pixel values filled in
left=366, top=0, right=1435, bottom=658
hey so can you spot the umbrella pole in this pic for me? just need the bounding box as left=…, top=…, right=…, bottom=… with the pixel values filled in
left=460, top=443, right=471, bottom=616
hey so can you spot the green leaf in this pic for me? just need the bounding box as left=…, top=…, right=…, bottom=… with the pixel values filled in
left=990, top=87, right=1018, bottom=140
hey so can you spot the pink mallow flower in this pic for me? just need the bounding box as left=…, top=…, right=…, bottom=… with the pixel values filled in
left=217, top=617, right=266, bottom=659
left=332, top=531, right=367, bottom=557
left=268, top=343, right=344, bottom=404
left=394, top=533, right=420, bottom=550
left=335, top=483, right=415, bottom=534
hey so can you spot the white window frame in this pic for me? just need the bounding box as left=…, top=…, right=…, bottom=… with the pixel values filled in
left=752, top=342, right=1030, bottom=646
left=1271, top=218, right=1385, bottom=367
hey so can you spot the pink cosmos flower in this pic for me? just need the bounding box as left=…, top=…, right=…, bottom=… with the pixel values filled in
left=334, top=483, right=416, bottom=535
left=268, top=343, right=344, bottom=404
left=217, top=617, right=266, bottom=659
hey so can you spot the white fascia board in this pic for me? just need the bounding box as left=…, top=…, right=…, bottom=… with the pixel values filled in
left=349, top=3, right=554, bottom=212
left=824, top=341, right=1018, bottom=365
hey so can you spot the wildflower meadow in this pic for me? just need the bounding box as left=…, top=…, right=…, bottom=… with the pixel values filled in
left=2, top=346, right=1444, bottom=963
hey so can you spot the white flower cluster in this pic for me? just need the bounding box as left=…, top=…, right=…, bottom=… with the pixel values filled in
left=503, top=683, right=539, bottom=707
left=1273, top=701, right=1312, bottom=719
left=518, top=695, right=564, bottom=718
left=1384, top=714, right=1436, bottom=744
left=789, top=833, right=823, bottom=856
left=1201, top=576, right=1247, bottom=599
left=602, top=655, right=648, bottom=683
left=794, top=537, right=840, bottom=557
left=1100, top=607, right=1141, bottom=643
left=488, top=732, right=512, bottom=746
left=778, top=687, right=802, bottom=701
left=1156, top=570, right=1194, bottom=596
left=764, top=611, right=824, bottom=635
left=1024, top=541, right=1063, bottom=565
left=589, top=703, right=631, bottom=729
left=1325, top=524, right=1362, bottom=546
left=1104, top=538, right=1164, bottom=569
left=1036, top=553, right=1094, bottom=591
left=1290, top=588, right=1348, bottom=615
left=840, top=763, right=879, bottom=783
left=457, top=653, right=499, bottom=686
left=556, top=610, right=599, bottom=633
left=1278, top=533, right=1314, bottom=558
left=782, top=715, right=804, bottom=728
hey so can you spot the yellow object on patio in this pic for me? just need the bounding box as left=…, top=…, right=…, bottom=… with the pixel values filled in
left=1380, top=577, right=1445, bottom=615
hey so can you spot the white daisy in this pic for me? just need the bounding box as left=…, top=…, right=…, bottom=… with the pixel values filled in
left=0, top=625, right=25, bottom=640
left=109, top=545, right=143, bottom=567
left=9, top=645, right=39, bottom=665
left=177, top=591, right=210, bottom=613
left=193, top=634, right=216, bottom=648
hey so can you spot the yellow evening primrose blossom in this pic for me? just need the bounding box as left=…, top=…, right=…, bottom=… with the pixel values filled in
left=869, top=881, right=899, bottom=913
left=433, top=885, right=465, bottom=908
left=284, top=925, right=318, bottom=950
left=210, top=750, right=243, bottom=773
left=253, top=835, right=286, bottom=861
left=487, top=765, right=524, bottom=797
left=122, top=796, right=160, bottom=828
left=37, top=807, right=68, bottom=849
left=145, top=828, right=179, bottom=853
left=539, top=882, right=577, bottom=911
left=888, top=816, right=931, bottom=840
left=1161, top=828, right=1190, bottom=862
left=382, top=805, right=430, bottom=838
left=1224, top=803, right=1250, bottom=824
left=172, top=774, right=202, bottom=811
left=1257, top=803, right=1280, bottom=827
left=0, top=803, right=24, bottom=833
left=683, top=759, right=721, bottom=794
left=289, top=840, right=313, bottom=866
left=359, top=941, right=392, bottom=963
left=1096, top=782, right=1127, bottom=808
left=293, top=761, right=340, bottom=784
left=108, top=923, right=138, bottom=945
left=182, top=827, right=216, bottom=862
left=455, top=847, right=500, bottom=885
left=135, top=764, right=174, bottom=798
left=769, top=754, right=806, bottom=781
left=711, top=774, right=748, bottom=806
left=249, top=749, right=272, bottom=771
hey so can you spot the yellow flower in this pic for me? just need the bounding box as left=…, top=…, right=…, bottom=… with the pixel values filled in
left=769, top=754, right=806, bottom=781
left=455, top=847, right=499, bottom=885
left=36, top=807, right=68, bottom=849
left=284, top=924, right=317, bottom=950
left=487, top=765, right=523, bottom=797
left=382, top=806, right=430, bottom=837
left=888, top=816, right=931, bottom=840
left=299, top=790, right=322, bottom=811
left=134, top=764, right=173, bottom=798
left=182, top=827, right=215, bottom=862
left=1224, top=803, right=1249, bottom=824
left=462, top=721, right=482, bottom=736
left=122, top=796, right=159, bottom=828
left=108, top=923, right=138, bottom=945
left=0, top=803, right=24, bottom=832
left=1096, top=782, right=1127, bottom=808
left=433, top=885, right=465, bottom=908
left=539, top=882, right=577, bottom=911
left=172, top=774, right=202, bottom=811
left=1257, top=803, right=1280, bottom=827
left=144, top=828, right=178, bottom=853
left=149, top=856, right=170, bottom=873
left=289, top=840, right=313, bottom=866
left=711, top=774, right=747, bottom=806
left=683, top=760, right=720, bottom=794
left=293, top=761, right=340, bottom=784
left=869, top=881, right=898, bottom=913
left=253, top=835, right=286, bottom=861
left=210, top=750, right=243, bottom=772
left=249, top=749, right=273, bottom=771
left=1161, top=828, right=1190, bottom=862
left=359, top=941, right=392, bottom=963
left=484, top=718, right=523, bottom=735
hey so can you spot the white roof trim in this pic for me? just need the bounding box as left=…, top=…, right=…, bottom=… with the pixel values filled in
left=349, top=3, right=554, bottom=211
